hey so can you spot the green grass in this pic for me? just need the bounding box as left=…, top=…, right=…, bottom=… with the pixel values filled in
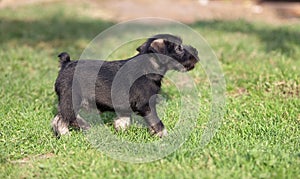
left=1, top=1, right=300, bottom=178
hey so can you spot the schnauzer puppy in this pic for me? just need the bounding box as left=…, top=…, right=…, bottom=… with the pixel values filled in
left=52, top=34, right=199, bottom=137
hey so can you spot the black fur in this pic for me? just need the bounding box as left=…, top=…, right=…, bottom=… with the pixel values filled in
left=52, top=34, right=199, bottom=137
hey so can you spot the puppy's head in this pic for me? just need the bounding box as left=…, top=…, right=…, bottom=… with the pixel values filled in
left=137, top=34, right=199, bottom=72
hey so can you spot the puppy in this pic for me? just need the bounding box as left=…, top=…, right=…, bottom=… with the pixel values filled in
left=52, top=34, right=199, bottom=137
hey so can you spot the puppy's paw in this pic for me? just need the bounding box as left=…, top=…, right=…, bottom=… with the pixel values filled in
left=114, top=117, right=131, bottom=131
left=149, top=128, right=168, bottom=138
left=51, top=115, right=69, bottom=136
left=71, top=114, right=91, bottom=131
left=155, top=129, right=168, bottom=138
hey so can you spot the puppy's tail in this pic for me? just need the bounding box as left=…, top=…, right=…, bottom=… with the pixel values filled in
left=58, top=52, right=71, bottom=68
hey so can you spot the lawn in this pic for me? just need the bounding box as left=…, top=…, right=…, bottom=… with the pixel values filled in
left=0, top=1, right=299, bottom=178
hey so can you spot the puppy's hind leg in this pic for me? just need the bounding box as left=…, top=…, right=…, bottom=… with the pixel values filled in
left=70, top=114, right=91, bottom=131
left=53, top=89, right=80, bottom=136
left=70, top=99, right=95, bottom=131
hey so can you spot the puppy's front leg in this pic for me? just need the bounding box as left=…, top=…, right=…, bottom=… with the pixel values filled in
left=144, top=109, right=168, bottom=138
left=114, top=116, right=131, bottom=131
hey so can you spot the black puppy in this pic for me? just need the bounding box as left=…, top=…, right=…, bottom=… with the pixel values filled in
left=52, top=34, right=199, bottom=137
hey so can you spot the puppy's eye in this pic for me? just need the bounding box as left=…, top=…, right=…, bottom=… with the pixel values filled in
left=175, top=45, right=184, bottom=53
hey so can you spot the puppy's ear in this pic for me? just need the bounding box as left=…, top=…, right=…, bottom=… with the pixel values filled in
left=150, top=39, right=165, bottom=53
left=136, top=42, right=147, bottom=53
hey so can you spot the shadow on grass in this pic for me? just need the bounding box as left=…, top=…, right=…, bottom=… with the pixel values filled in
left=192, top=20, right=300, bottom=57
left=1, top=16, right=299, bottom=57
left=0, top=16, right=114, bottom=55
